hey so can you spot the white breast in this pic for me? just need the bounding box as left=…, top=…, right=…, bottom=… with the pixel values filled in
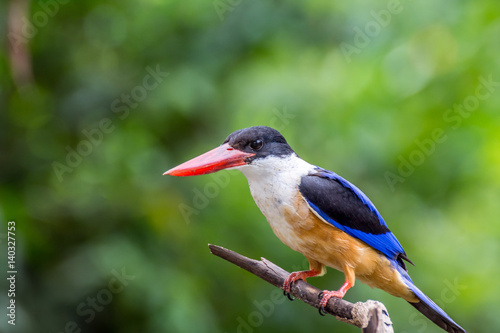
left=237, top=154, right=316, bottom=249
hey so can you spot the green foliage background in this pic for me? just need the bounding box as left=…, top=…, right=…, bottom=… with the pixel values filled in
left=1, top=0, right=499, bottom=332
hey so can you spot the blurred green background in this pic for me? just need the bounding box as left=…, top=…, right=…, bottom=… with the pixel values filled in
left=1, top=0, right=499, bottom=332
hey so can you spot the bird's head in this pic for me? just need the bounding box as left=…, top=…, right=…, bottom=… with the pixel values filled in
left=164, top=126, right=295, bottom=176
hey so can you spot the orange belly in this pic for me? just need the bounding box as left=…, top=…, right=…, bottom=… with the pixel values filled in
left=267, top=193, right=418, bottom=302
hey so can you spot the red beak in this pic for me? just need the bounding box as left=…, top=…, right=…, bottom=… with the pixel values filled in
left=164, top=143, right=255, bottom=176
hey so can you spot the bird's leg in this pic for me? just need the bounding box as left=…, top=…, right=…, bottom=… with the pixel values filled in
left=318, top=266, right=355, bottom=315
left=282, top=268, right=322, bottom=294
left=282, top=259, right=325, bottom=300
left=318, top=280, right=352, bottom=311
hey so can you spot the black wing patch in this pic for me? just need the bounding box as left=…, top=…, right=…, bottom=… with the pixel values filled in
left=299, top=175, right=390, bottom=235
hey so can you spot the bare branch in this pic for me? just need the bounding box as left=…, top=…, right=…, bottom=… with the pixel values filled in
left=208, top=244, right=393, bottom=333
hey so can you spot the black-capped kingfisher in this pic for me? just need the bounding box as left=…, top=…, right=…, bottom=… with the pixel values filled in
left=164, top=126, right=466, bottom=333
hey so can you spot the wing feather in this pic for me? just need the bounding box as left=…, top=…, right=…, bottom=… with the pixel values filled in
left=299, top=168, right=411, bottom=269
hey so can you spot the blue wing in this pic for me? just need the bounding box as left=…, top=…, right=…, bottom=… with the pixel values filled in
left=299, top=167, right=411, bottom=269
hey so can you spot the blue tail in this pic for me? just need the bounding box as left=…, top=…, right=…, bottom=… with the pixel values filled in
left=397, top=266, right=467, bottom=333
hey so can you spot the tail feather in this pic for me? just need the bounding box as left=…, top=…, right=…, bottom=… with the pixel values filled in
left=408, top=299, right=465, bottom=333
left=397, top=266, right=467, bottom=333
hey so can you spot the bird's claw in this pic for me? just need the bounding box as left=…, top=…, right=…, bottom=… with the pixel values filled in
left=318, top=291, right=327, bottom=316
left=282, top=272, right=300, bottom=301
left=318, top=290, right=344, bottom=316
left=282, top=270, right=322, bottom=302
left=283, top=290, right=295, bottom=301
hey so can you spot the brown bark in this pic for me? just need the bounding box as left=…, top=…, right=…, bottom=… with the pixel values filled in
left=209, top=244, right=393, bottom=333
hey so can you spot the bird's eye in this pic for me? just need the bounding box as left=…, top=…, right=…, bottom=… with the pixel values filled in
left=249, top=139, right=263, bottom=150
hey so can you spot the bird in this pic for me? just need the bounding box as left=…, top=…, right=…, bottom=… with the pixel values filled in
left=164, top=126, right=466, bottom=333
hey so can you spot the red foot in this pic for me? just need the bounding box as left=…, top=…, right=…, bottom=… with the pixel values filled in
left=319, top=280, right=353, bottom=313
left=282, top=269, right=321, bottom=293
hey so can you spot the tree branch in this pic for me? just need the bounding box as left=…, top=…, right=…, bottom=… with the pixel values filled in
left=208, top=244, right=393, bottom=333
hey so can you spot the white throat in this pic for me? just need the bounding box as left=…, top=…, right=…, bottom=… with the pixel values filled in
left=236, top=154, right=316, bottom=225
